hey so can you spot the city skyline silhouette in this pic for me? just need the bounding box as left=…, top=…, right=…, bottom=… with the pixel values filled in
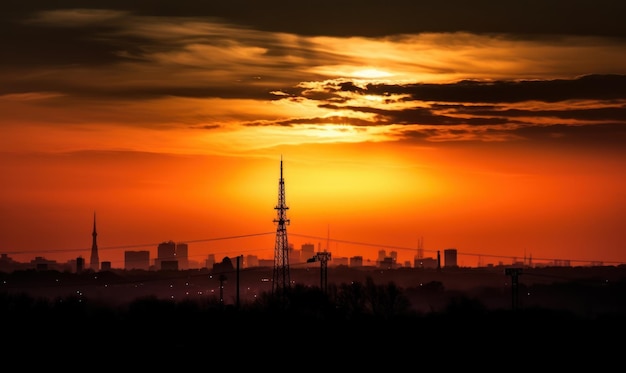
left=4, top=227, right=622, bottom=272
left=1, top=152, right=622, bottom=270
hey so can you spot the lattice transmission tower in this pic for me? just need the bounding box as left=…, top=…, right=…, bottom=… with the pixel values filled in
left=272, top=157, right=291, bottom=295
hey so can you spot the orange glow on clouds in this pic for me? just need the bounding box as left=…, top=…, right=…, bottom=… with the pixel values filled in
left=1, top=5, right=625, bottom=268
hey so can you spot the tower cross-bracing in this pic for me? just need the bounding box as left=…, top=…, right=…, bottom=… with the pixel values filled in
left=272, top=157, right=291, bottom=295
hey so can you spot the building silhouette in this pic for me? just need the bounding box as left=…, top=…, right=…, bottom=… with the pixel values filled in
left=76, top=256, right=85, bottom=272
left=415, top=257, right=438, bottom=269
left=176, top=242, right=189, bottom=270
left=444, top=248, right=458, bottom=268
left=349, top=255, right=363, bottom=267
left=245, top=254, right=259, bottom=268
left=125, top=250, right=150, bottom=270
left=156, top=240, right=176, bottom=270
left=301, top=242, right=315, bottom=262
left=206, top=253, right=216, bottom=269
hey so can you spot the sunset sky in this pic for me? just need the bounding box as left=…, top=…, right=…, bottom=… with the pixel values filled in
left=1, top=1, right=625, bottom=268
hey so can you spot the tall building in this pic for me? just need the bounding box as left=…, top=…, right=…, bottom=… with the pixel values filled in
left=444, top=248, right=458, bottom=268
left=156, top=240, right=176, bottom=270
left=76, top=256, right=85, bottom=273
left=90, top=212, right=100, bottom=271
left=245, top=254, right=259, bottom=268
left=389, top=251, right=398, bottom=262
left=176, top=242, right=189, bottom=270
left=206, top=254, right=216, bottom=269
left=349, top=256, right=363, bottom=267
left=377, top=250, right=387, bottom=264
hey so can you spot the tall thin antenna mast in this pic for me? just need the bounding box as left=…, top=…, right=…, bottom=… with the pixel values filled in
left=416, top=236, right=424, bottom=259
left=326, top=224, right=330, bottom=252
left=272, top=156, right=291, bottom=296
left=90, top=212, right=99, bottom=271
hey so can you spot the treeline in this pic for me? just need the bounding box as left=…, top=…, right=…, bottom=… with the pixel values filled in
left=3, top=275, right=625, bottom=361
left=3, top=275, right=624, bottom=327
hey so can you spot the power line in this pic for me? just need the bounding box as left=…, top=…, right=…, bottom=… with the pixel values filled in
left=3, top=232, right=275, bottom=256
left=288, top=232, right=626, bottom=266
left=4, top=230, right=624, bottom=267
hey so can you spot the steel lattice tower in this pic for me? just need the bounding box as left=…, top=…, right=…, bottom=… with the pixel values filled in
left=272, top=157, right=291, bottom=295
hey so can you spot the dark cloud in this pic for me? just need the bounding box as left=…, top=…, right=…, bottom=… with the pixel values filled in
left=456, top=105, right=626, bottom=122
left=395, top=121, right=626, bottom=150
left=364, top=74, right=626, bottom=103
left=0, top=16, right=128, bottom=68
left=512, top=122, right=626, bottom=150
left=299, top=75, right=626, bottom=130
left=317, top=103, right=513, bottom=126
left=294, top=90, right=349, bottom=103
left=197, top=124, right=220, bottom=130
left=3, top=1, right=625, bottom=147
left=6, top=0, right=626, bottom=38
left=244, top=116, right=377, bottom=128
left=4, top=1, right=626, bottom=70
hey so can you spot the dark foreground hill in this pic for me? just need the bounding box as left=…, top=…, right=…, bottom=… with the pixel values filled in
left=2, top=265, right=626, bottom=366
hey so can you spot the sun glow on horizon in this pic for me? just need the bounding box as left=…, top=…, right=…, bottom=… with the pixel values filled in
left=351, top=68, right=393, bottom=79
left=2, top=3, right=626, bottom=267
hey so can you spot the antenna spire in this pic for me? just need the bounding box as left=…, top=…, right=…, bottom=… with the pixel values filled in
left=90, top=211, right=100, bottom=271
left=272, top=156, right=291, bottom=297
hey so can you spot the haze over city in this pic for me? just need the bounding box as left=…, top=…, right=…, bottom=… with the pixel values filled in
left=1, top=1, right=625, bottom=268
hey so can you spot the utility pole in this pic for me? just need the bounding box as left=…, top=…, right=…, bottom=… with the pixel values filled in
left=437, top=250, right=441, bottom=271
left=505, top=267, right=523, bottom=310
left=236, top=255, right=241, bottom=309
left=308, top=251, right=332, bottom=294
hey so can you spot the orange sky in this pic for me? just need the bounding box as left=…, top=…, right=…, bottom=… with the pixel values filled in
left=1, top=2, right=625, bottom=267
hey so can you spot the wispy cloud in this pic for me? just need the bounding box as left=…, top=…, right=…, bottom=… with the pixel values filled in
left=1, top=2, right=625, bottom=152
